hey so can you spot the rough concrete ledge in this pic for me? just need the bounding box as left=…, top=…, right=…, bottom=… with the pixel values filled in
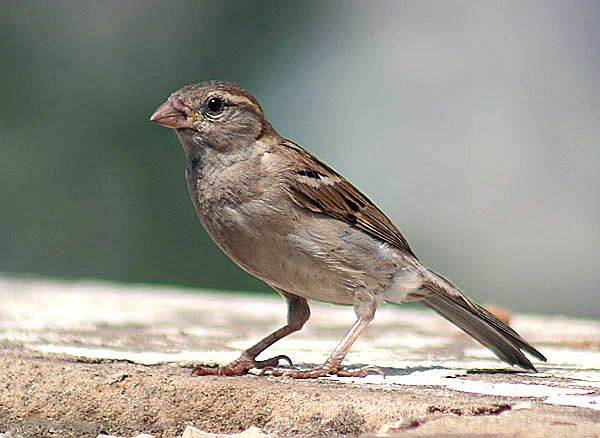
left=0, top=277, right=598, bottom=437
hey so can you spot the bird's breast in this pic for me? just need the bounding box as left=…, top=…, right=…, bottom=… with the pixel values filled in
left=186, top=163, right=421, bottom=304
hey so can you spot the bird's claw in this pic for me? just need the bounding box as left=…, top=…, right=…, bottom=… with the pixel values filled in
left=335, top=364, right=384, bottom=378
left=254, top=354, right=293, bottom=368
left=191, top=353, right=294, bottom=376
left=265, top=363, right=384, bottom=379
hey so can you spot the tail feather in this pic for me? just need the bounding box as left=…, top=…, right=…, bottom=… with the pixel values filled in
left=420, top=271, right=546, bottom=371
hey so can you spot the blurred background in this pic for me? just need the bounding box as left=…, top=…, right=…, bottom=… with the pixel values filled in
left=1, top=1, right=598, bottom=318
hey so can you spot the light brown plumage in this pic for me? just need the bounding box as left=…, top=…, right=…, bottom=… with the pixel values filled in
left=150, top=80, right=546, bottom=378
left=279, top=140, right=416, bottom=257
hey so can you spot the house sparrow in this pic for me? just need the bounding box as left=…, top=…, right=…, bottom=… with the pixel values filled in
left=150, top=80, right=546, bottom=378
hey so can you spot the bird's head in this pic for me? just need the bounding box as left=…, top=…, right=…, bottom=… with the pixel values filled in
left=150, top=80, right=275, bottom=152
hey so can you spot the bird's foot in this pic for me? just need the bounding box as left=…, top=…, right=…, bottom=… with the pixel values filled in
left=191, top=352, right=292, bottom=376
left=266, top=362, right=384, bottom=379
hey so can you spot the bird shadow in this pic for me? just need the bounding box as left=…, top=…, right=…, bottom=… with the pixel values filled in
left=376, top=365, right=450, bottom=377
left=288, top=363, right=464, bottom=377
left=338, top=364, right=528, bottom=377
left=465, top=368, right=527, bottom=375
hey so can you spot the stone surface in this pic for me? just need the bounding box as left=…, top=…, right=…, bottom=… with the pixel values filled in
left=0, top=276, right=598, bottom=437
left=97, top=434, right=155, bottom=438
left=182, top=425, right=268, bottom=437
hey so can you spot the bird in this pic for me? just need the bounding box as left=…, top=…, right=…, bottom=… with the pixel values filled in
left=149, top=80, right=546, bottom=378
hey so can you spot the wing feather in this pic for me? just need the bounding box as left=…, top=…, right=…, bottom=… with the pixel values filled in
left=279, top=140, right=416, bottom=257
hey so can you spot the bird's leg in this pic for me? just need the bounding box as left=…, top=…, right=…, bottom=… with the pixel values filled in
left=269, top=289, right=383, bottom=379
left=192, top=293, right=309, bottom=376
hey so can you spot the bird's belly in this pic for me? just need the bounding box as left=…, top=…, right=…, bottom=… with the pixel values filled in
left=203, top=216, right=355, bottom=304
left=198, top=205, right=406, bottom=305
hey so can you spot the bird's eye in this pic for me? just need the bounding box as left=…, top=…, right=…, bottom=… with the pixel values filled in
left=207, top=97, right=223, bottom=113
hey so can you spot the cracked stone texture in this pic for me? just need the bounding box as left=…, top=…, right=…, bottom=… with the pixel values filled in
left=0, top=276, right=598, bottom=437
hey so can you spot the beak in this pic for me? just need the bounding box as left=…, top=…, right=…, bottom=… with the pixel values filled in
left=149, top=97, right=200, bottom=129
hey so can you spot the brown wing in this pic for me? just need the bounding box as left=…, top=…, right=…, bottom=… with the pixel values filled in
left=279, top=140, right=416, bottom=258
